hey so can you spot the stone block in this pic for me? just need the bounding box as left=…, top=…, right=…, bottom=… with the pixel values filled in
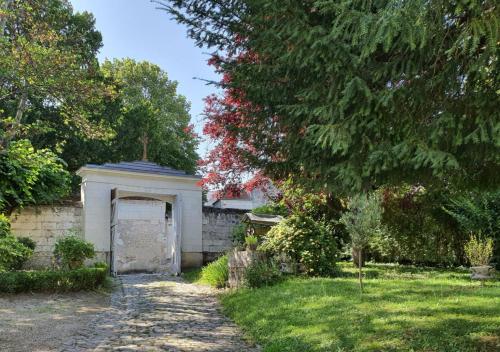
left=181, top=252, right=203, bottom=268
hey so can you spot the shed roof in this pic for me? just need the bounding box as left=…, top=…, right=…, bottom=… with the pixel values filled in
left=242, top=213, right=283, bottom=226
left=78, top=161, right=201, bottom=179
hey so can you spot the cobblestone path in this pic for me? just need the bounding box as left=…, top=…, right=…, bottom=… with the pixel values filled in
left=64, top=274, right=258, bottom=352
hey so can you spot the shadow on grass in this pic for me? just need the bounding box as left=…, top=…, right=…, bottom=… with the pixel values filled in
left=221, top=270, right=500, bottom=352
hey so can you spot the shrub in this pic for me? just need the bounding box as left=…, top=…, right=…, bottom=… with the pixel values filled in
left=0, top=267, right=107, bottom=293
left=17, top=237, right=36, bottom=251
left=200, top=254, right=228, bottom=288
left=464, top=234, right=494, bottom=266
left=252, top=203, right=289, bottom=217
left=54, top=235, right=95, bottom=269
left=376, top=186, right=461, bottom=266
left=231, top=223, right=246, bottom=247
left=0, top=139, right=70, bottom=214
left=0, top=214, right=10, bottom=237
left=244, top=259, right=282, bottom=288
left=93, top=261, right=108, bottom=269
left=0, top=236, right=33, bottom=271
left=261, top=214, right=339, bottom=276
left=444, top=191, right=500, bottom=267
left=245, top=235, right=258, bottom=250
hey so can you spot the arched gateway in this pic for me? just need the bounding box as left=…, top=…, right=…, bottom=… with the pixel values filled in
left=77, top=161, right=202, bottom=275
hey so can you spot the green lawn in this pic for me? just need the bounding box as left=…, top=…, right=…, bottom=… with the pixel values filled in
left=220, top=263, right=500, bottom=352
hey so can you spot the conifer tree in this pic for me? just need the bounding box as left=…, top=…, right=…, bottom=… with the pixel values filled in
left=162, top=0, right=500, bottom=193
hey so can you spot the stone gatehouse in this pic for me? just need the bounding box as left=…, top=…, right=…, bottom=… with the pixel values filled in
left=10, top=163, right=245, bottom=273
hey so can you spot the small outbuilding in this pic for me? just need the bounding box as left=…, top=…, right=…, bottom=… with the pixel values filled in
left=241, top=213, right=283, bottom=236
left=76, top=161, right=202, bottom=275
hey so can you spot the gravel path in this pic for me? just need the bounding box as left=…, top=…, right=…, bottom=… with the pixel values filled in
left=0, top=291, right=111, bottom=352
left=64, top=274, right=258, bottom=352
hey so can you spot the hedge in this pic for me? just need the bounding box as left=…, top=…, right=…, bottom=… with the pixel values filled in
left=0, top=267, right=108, bottom=293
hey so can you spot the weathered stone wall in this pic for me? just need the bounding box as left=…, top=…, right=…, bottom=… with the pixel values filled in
left=10, top=204, right=248, bottom=269
left=9, top=203, right=87, bottom=268
left=202, top=207, right=246, bottom=263
left=113, top=199, right=169, bottom=274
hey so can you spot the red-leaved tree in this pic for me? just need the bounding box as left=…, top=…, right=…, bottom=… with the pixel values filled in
left=198, top=55, right=274, bottom=198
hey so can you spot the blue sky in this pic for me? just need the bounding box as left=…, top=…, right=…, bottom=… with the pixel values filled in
left=71, top=0, right=219, bottom=157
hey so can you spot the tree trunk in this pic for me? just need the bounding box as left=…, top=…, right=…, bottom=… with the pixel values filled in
left=358, top=247, right=364, bottom=293
left=2, top=90, right=27, bottom=148
left=352, top=247, right=366, bottom=267
left=140, top=132, right=149, bottom=161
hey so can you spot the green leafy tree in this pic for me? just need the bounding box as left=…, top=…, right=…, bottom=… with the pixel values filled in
left=0, top=0, right=107, bottom=148
left=0, top=140, right=70, bottom=214
left=163, top=0, right=500, bottom=193
left=100, top=59, right=198, bottom=172
left=340, top=193, right=385, bottom=292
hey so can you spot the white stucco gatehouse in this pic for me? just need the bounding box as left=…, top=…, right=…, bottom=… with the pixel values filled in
left=76, top=161, right=202, bottom=275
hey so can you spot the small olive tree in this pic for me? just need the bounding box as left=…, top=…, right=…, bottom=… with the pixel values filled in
left=340, top=193, right=384, bottom=292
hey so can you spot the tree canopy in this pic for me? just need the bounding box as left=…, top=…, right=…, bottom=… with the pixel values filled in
left=100, top=58, right=199, bottom=173
left=0, top=0, right=107, bottom=148
left=0, top=1, right=199, bottom=209
left=164, top=0, right=500, bottom=194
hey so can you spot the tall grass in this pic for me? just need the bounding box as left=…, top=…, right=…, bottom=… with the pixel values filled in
left=200, top=254, right=228, bottom=288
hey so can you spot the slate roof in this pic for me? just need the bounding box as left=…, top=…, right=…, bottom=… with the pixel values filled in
left=82, top=161, right=201, bottom=178
left=242, top=213, right=283, bottom=225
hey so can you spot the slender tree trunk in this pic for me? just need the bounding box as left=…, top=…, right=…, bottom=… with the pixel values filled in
left=141, top=132, right=149, bottom=161
left=2, top=90, right=27, bottom=148
left=358, top=247, right=364, bottom=293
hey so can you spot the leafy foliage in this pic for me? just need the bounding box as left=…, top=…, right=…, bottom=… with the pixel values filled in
left=244, top=259, right=282, bottom=288
left=200, top=254, right=228, bottom=288
left=340, top=192, right=385, bottom=291
left=0, top=266, right=107, bottom=293
left=262, top=214, right=339, bottom=276
left=164, top=0, right=500, bottom=193
left=0, top=214, right=10, bottom=237
left=252, top=203, right=288, bottom=217
left=444, top=191, right=500, bottom=265
left=377, top=185, right=463, bottom=266
left=16, top=236, right=36, bottom=251
left=0, top=0, right=107, bottom=148
left=99, top=58, right=198, bottom=172
left=0, top=140, right=70, bottom=214
left=0, top=235, right=33, bottom=271
left=464, top=234, right=494, bottom=266
left=54, top=234, right=95, bottom=270
left=270, top=179, right=350, bottom=252
left=231, top=223, right=246, bottom=248
left=340, top=193, right=385, bottom=251
left=244, top=234, right=258, bottom=249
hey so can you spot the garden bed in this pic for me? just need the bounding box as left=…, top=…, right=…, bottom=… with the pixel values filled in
left=220, top=263, right=500, bottom=352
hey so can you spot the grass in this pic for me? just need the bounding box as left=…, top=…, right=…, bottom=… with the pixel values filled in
left=220, top=262, right=500, bottom=352
left=182, top=268, right=203, bottom=284
left=182, top=254, right=229, bottom=288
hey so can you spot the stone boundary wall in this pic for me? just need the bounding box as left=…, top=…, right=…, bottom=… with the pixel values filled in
left=9, top=203, right=89, bottom=268
left=10, top=204, right=246, bottom=268
left=202, top=207, right=247, bottom=264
